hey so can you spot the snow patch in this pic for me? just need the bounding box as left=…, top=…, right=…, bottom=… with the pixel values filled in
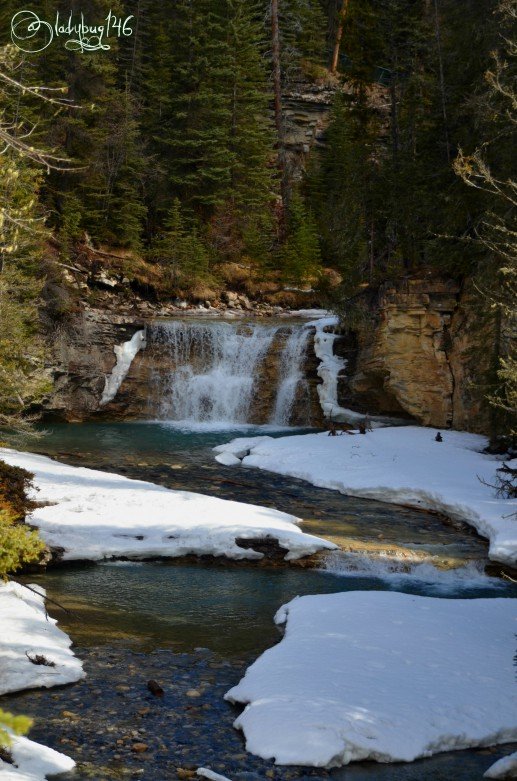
left=0, top=449, right=335, bottom=563
left=215, top=427, right=517, bottom=566
left=304, top=317, right=393, bottom=425
left=100, top=329, right=146, bottom=405
left=214, top=452, right=242, bottom=467
left=0, top=583, right=82, bottom=779
left=197, top=769, right=233, bottom=781
left=225, top=591, right=517, bottom=767
left=485, top=752, right=517, bottom=778
left=307, top=316, right=346, bottom=420
left=213, top=436, right=274, bottom=460
left=0, top=581, right=84, bottom=696
left=0, top=732, right=75, bottom=781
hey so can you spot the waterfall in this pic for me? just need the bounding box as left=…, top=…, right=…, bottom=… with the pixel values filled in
left=270, top=327, right=310, bottom=426
left=151, top=321, right=279, bottom=424
left=149, top=320, right=312, bottom=427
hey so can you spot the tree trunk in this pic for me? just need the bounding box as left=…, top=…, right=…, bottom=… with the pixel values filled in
left=271, top=0, right=288, bottom=210
left=271, top=0, right=282, bottom=140
left=433, top=0, right=451, bottom=164
left=330, top=0, right=349, bottom=74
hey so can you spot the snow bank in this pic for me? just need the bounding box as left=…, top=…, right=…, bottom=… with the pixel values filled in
left=0, top=733, right=75, bottom=781
left=0, top=449, right=335, bottom=562
left=197, top=769, right=232, bottom=781
left=226, top=591, right=517, bottom=767
left=215, top=427, right=517, bottom=566
left=485, top=752, right=517, bottom=778
left=0, top=584, right=81, bottom=779
left=0, top=582, right=84, bottom=696
left=100, top=329, right=146, bottom=405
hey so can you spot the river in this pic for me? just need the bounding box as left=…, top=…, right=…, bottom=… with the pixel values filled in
left=4, top=420, right=516, bottom=780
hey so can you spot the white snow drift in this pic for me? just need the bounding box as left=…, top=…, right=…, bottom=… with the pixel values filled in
left=0, top=449, right=335, bottom=562
left=226, top=591, right=517, bottom=768
left=0, top=582, right=84, bottom=696
left=485, top=752, right=517, bottom=779
left=0, top=582, right=83, bottom=780
left=214, top=426, right=517, bottom=566
left=0, top=732, right=75, bottom=781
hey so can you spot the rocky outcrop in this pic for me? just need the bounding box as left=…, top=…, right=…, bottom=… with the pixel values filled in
left=44, top=309, right=147, bottom=420
left=282, top=82, right=336, bottom=183
left=333, top=278, right=493, bottom=432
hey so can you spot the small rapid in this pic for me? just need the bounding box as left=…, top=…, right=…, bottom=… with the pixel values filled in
left=320, top=551, right=504, bottom=595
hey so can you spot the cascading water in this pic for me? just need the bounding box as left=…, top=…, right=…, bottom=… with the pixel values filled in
left=149, top=320, right=313, bottom=426
left=270, top=327, right=310, bottom=425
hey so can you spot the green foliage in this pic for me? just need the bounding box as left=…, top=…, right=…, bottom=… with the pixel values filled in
left=314, top=0, right=498, bottom=286
left=148, top=200, right=211, bottom=292
left=0, top=509, right=46, bottom=581
left=279, top=0, right=328, bottom=80
left=0, top=49, right=51, bottom=429
left=281, top=190, right=322, bottom=282
left=0, top=708, right=32, bottom=748
left=454, top=0, right=517, bottom=439
left=0, top=460, right=45, bottom=579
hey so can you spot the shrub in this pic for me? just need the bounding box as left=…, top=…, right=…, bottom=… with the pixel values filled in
left=0, top=460, right=45, bottom=579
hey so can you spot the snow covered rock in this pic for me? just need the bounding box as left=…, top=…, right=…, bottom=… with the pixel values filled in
left=485, top=752, right=517, bottom=779
left=0, top=582, right=84, bottom=696
left=226, top=591, right=517, bottom=768
left=0, top=449, right=335, bottom=563
left=214, top=452, right=242, bottom=467
left=213, top=436, right=273, bottom=460
left=215, top=427, right=517, bottom=566
left=0, top=733, right=75, bottom=781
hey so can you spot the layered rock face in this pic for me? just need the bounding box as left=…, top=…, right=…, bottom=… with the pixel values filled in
left=282, top=82, right=335, bottom=183
left=44, top=309, right=147, bottom=421
left=334, top=279, right=492, bottom=432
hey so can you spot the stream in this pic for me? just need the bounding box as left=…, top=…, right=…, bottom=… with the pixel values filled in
left=6, top=421, right=517, bottom=780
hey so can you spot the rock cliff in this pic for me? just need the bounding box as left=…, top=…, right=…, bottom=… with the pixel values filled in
left=333, top=278, right=492, bottom=432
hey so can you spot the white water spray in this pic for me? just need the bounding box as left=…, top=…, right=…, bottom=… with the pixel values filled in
left=150, top=321, right=313, bottom=425
left=270, top=327, right=311, bottom=425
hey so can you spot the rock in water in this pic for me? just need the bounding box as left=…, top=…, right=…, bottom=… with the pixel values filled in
left=147, top=679, right=164, bottom=697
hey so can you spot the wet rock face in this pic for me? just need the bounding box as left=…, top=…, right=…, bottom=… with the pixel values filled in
left=44, top=309, right=147, bottom=421
left=336, top=279, right=492, bottom=432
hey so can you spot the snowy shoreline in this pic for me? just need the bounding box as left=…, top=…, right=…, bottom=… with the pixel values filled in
left=226, top=591, right=517, bottom=768
left=0, top=582, right=84, bottom=780
left=0, top=449, right=335, bottom=564
left=215, top=426, right=517, bottom=567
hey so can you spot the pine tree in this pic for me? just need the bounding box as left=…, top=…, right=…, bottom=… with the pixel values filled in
left=209, top=0, right=277, bottom=262
left=314, top=0, right=499, bottom=282
left=281, top=189, right=322, bottom=282
left=161, top=0, right=234, bottom=216
left=454, top=0, right=517, bottom=439
left=0, top=45, right=54, bottom=429
left=148, top=199, right=211, bottom=292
